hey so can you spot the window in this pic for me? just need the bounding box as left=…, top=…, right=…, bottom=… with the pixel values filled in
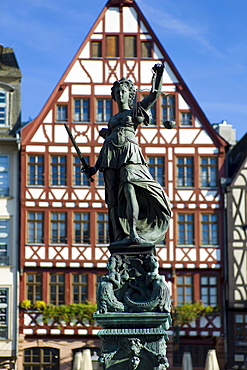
left=0, top=155, right=9, bottom=197
left=0, top=90, right=7, bottom=126
left=72, top=274, right=88, bottom=303
left=51, top=156, right=67, bottom=186
left=177, top=275, right=193, bottom=305
left=141, top=41, right=152, bottom=58
left=27, top=212, right=44, bottom=244
left=74, top=99, right=90, bottom=122
left=50, top=274, right=65, bottom=305
left=26, top=273, right=42, bottom=302
left=178, top=214, right=194, bottom=245
left=24, top=347, right=59, bottom=370
left=124, top=36, right=137, bottom=58
left=96, top=99, right=112, bottom=122
left=0, top=219, right=9, bottom=266
left=97, top=171, right=104, bottom=186
left=56, top=105, right=67, bottom=122
left=51, top=212, right=67, bottom=244
left=177, top=157, right=194, bottom=187
left=91, top=41, right=102, bottom=58
left=148, top=157, right=165, bottom=186
left=235, top=314, right=247, bottom=341
left=0, top=288, right=8, bottom=339
left=180, top=111, right=192, bottom=126
left=200, top=276, right=217, bottom=306
left=106, top=35, right=118, bottom=58
left=73, top=156, right=90, bottom=186
left=28, top=155, right=44, bottom=185
left=97, top=213, right=109, bottom=244
left=162, top=95, right=175, bottom=123
left=150, top=102, right=156, bottom=125
left=201, top=214, right=218, bottom=245
left=74, top=213, right=90, bottom=244
left=200, top=157, right=218, bottom=187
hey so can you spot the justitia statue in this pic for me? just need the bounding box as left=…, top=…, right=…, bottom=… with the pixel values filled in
left=85, top=63, right=171, bottom=246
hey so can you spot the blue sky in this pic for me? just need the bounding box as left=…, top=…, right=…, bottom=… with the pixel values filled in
left=1, top=0, right=247, bottom=140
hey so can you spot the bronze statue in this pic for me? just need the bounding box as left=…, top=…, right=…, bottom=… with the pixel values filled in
left=85, top=63, right=171, bottom=246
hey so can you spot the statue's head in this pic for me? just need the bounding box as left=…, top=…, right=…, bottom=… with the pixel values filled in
left=111, top=78, right=136, bottom=107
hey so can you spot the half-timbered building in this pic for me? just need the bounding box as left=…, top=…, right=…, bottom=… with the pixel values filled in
left=18, top=1, right=228, bottom=368
left=0, top=45, right=21, bottom=369
left=225, top=133, right=247, bottom=369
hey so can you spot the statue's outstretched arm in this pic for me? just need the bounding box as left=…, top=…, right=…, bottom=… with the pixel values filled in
left=141, top=63, right=164, bottom=111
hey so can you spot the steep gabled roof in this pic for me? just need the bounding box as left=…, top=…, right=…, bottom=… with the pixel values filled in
left=227, top=132, right=247, bottom=182
left=21, top=0, right=226, bottom=149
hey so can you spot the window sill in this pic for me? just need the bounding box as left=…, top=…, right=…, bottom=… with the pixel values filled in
left=176, top=244, right=195, bottom=248
left=72, top=121, right=90, bottom=124
left=200, top=244, right=220, bottom=248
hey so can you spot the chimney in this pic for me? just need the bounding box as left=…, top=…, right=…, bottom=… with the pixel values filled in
left=212, top=120, right=236, bottom=146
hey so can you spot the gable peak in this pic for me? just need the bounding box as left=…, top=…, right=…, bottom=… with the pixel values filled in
left=108, top=0, right=134, bottom=6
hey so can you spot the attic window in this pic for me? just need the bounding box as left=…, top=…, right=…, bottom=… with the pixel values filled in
left=124, top=36, right=137, bottom=58
left=106, top=35, right=119, bottom=58
left=91, top=41, right=102, bottom=58
left=141, top=41, right=152, bottom=58
left=56, top=105, right=68, bottom=122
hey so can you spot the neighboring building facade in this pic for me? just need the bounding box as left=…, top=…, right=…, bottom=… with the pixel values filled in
left=0, top=45, right=21, bottom=369
left=18, top=1, right=228, bottom=368
left=225, top=133, right=247, bottom=369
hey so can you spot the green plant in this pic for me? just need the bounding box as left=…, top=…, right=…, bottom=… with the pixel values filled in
left=172, top=301, right=217, bottom=327
left=34, top=300, right=47, bottom=311
left=20, top=299, right=32, bottom=310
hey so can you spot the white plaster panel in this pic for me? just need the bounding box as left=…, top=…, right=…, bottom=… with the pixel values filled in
left=177, top=203, right=185, bottom=208
left=154, top=44, right=163, bottom=60
left=40, top=262, right=53, bottom=267
left=94, top=21, right=103, bottom=33
left=43, top=125, right=52, bottom=141
left=48, top=146, right=68, bottom=153
left=178, top=129, right=200, bottom=145
left=25, top=191, right=31, bottom=199
left=145, top=147, right=165, bottom=154
left=140, top=61, right=157, bottom=83
left=140, top=34, right=151, bottom=40
left=123, top=7, right=138, bottom=33
left=71, top=85, right=91, bottom=95
left=198, top=147, right=219, bottom=154
left=65, top=60, right=90, bottom=83
left=79, top=42, right=90, bottom=59
left=164, top=62, right=178, bottom=84
left=168, top=182, right=173, bottom=200
left=43, top=110, right=52, bottom=123
left=39, top=202, right=49, bottom=207
left=162, top=85, right=176, bottom=92
left=177, top=190, right=194, bottom=201
left=95, top=85, right=111, bottom=95
left=200, top=204, right=208, bottom=208
left=74, top=189, right=90, bottom=200
left=168, top=147, right=173, bottom=161
left=95, top=146, right=102, bottom=153
left=194, top=130, right=214, bottom=144
left=194, top=118, right=202, bottom=128
left=140, top=21, right=148, bottom=33
left=105, top=62, right=120, bottom=84
left=57, top=87, right=69, bottom=102
left=52, top=202, right=62, bottom=207
left=160, top=128, right=177, bottom=144
left=83, top=60, right=103, bottom=83
left=157, top=248, right=167, bottom=260
left=54, top=126, right=69, bottom=143
left=235, top=173, right=247, bottom=186
left=178, top=94, right=190, bottom=110
left=50, top=189, right=66, bottom=200
left=91, top=34, right=103, bottom=40
left=25, top=262, right=37, bottom=267
left=105, top=8, right=120, bottom=32
left=201, top=190, right=218, bottom=201
left=188, top=204, right=196, bottom=208
left=174, top=147, right=195, bottom=154
left=31, top=126, right=48, bottom=143
left=29, top=189, right=44, bottom=199
left=168, top=162, right=173, bottom=182
left=72, top=126, right=91, bottom=143
left=123, top=61, right=138, bottom=79
left=25, top=201, right=35, bottom=206
left=72, top=146, right=91, bottom=154
left=79, top=202, right=89, bottom=208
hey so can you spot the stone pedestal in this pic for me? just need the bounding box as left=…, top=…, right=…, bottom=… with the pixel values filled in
left=95, top=312, right=171, bottom=370
left=94, top=245, right=171, bottom=370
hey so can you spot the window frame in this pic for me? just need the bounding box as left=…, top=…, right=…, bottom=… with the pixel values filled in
left=72, top=273, right=88, bottom=303
left=97, top=212, right=109, bottom=244
left=73, top=212, right=90, bottom=244
left=27, top=211, right=44, bottom=244
left=141, top=41, right=152, bottom=59
left=0, top=287, right=8, bottom=339
left=177, top=275, right=193, bottom=306
left=50, top=273, right=65, bottom=305
left=50, top=212, right=67, bottom=244
left=200, top=157, right=218, bottom=188
left=23, top=347, right=60, bottom=369
left=0, top=218, right=10, bottom=266
left=96, top=98, right=112, bottom=123
left=200, top=275, right=218, bottom=306
left=91, top=40, right=102, bottom=58
left=124, top=35, right=137, bottom=58
left=0, top=89, right=8, bottom=127
left=177, top=213, right=194, bottom=245
left=177, top=156, right=194, bottom=188
left=56, top=105, right=68, bottom=122
left=162, top=94, right=175, bottom=123
left=73, top=155, right=90, bottom=187
left=106, top=35, right=119, bottom=58
left=0, top=154, right=10, bottom=197
left=201, top=213, right=218, bottom=245
left=73, top=98, right=90, bottom=123
left=50, top=155, right=67, bottom=186
left=180, top=111, right=192, bottom=126
left=26, top=273, right=42, bottom=303
left=28, top=155, right=44, bottom=186
left=147, top=156, right=165, bottom=187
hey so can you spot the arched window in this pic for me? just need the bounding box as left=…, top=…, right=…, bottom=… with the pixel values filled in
left=23, top=347, right=59, bottom=370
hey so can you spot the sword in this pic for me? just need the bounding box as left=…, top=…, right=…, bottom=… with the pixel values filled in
left=64, top=124, right=94, bottom=183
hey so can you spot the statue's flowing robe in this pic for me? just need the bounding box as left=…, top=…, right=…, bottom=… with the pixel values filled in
left=97, top=103, right=171, bottom=244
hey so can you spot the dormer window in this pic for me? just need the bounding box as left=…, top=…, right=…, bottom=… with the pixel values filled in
left=0, top=90, right=7, bottom=126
